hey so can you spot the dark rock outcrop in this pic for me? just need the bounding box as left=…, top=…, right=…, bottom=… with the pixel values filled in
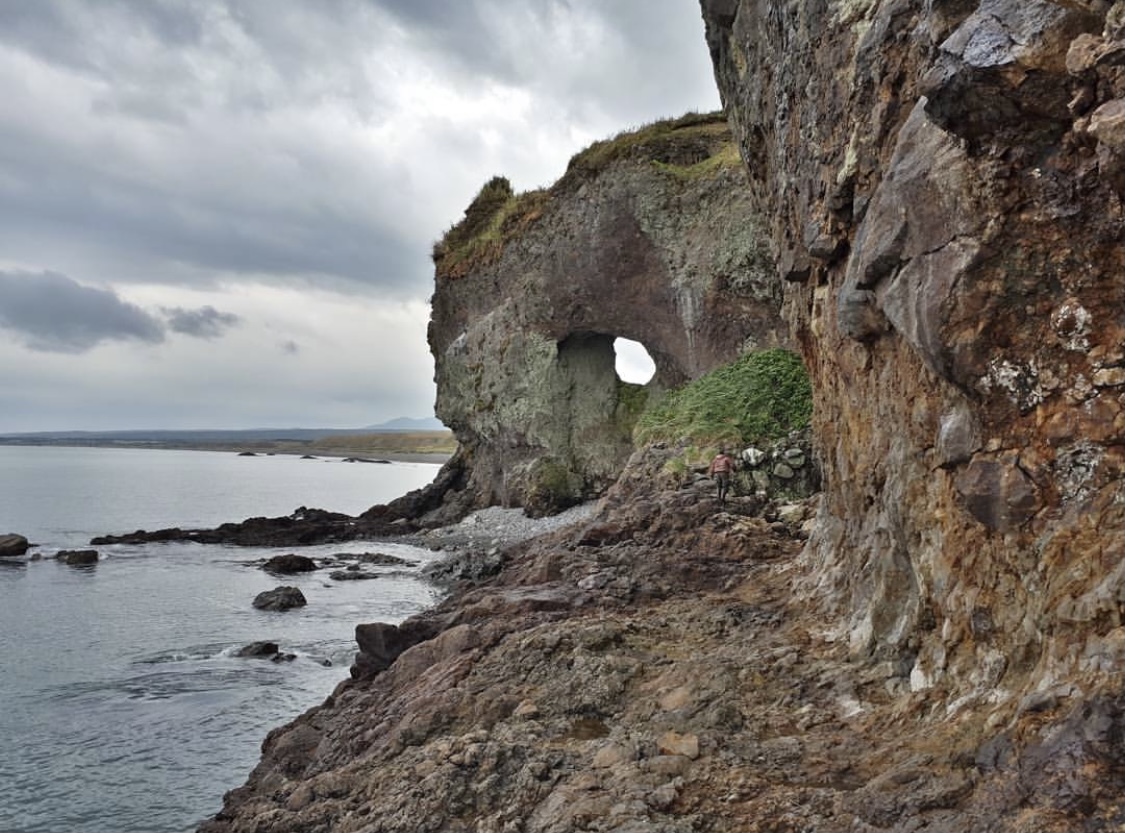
left=236, top=641, right=280, bottom=658
left=252, top=586, right=307, bottom=612
left=56, top=549, right=98, bottom=566
left=428, top=113, right=786, bottom=516
left=261, top=554, right=318, bottom=575
left=0, top=533, right=29, bottom=556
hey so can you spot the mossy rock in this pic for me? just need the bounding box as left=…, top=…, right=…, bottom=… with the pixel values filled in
left=523, top=458, right=582, bottom=518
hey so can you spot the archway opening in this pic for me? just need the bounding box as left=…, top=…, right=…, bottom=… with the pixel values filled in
left=613, top=337, right=656, bottom=385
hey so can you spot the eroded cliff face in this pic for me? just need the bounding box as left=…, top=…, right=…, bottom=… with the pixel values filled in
left=702, top=0, right=1125, bottom=707
left=428, top=114, right=785, bottom=516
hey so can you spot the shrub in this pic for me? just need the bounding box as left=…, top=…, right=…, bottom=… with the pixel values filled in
left=635, top=349, right=812, bottom=448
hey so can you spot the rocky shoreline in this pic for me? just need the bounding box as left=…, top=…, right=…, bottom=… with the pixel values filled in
left=195, top=444, right=1118, bottom=832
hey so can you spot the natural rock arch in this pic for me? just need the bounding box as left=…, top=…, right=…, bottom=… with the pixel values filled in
left=427, top=114, right=787, bottom=517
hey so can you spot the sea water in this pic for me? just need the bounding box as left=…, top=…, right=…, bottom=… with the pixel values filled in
left=0, top=445, right=444, bottom=833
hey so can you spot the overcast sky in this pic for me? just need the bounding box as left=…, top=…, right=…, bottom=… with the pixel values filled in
left=0, top=0, right=721, bottom=432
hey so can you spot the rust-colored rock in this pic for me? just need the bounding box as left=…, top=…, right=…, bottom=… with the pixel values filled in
left=703, top=0, right=1125, bottom=826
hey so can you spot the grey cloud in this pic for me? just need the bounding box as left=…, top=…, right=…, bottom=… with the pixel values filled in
left=0, top=0, right=716, bottom=304
left=0, top=271, right=165, bottom=353
left=163, top=306, right=242, bottom=339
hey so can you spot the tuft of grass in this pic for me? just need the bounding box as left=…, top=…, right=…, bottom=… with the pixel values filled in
left=560, top=111, right=734, bottom=190
left=636, top=349, right=812, bottom=448
left=433, top=180, right=548, bottom=280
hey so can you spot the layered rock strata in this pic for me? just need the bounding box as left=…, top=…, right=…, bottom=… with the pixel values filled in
left=428, top=114, right=786, bottom=516
left=702, top=0, right=1125, bottom=695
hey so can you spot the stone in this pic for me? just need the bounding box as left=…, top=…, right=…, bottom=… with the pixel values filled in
left=236, top=641, right=281, bottom=658
left=352, top=619, right=438, bottom=679
left=657, top=731, right=699, bottom=760
left=1093, top=367, right=1125, bottom=386
left=1067, top=32, right=1108, bottom=74
left=252, top=586, right=307, bottom=611
left=592, top=742, right=635, bottom=769
left=954, top=458, right=1042, bottom=532
left=0, top=534, right=30, bottom=556
left=329, top=570, right=378, bottom=581
left=937, top=403, right=982, bottom=467
left=262, top=554, right=318, bottom=574
left=741, top=447, right=766, bottom=467
left=1088, top=98, right=1125, bottom=147
left=772, top=463, right=796, bottom=480
left=57, top=549, right=98, bottom=566
left=837, top=288, right=889, bottom=341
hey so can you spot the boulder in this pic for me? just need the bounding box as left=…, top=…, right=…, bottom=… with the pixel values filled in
left=57, top=549, right=98, bottom=566
left=236, top=641, right=281, bottom=657
left=261, top=554, right=318, bottom=574
left=252, top=586, right=307, bottom=611
left=329, top=570, right=378, bottom=581
left=351, top=619, right=440, bottom=679
left=0, top=534, right=29, bottom=557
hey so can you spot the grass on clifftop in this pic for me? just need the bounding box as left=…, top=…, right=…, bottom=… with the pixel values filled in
left=636, top=349, right=812, bottom=449
left=431, top=111, right=738, bottom=280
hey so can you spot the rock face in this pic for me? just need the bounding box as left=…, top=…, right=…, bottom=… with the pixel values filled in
left=428, top=113, right=787, bottom=516
left=703, top=0, right=1125, bottom=682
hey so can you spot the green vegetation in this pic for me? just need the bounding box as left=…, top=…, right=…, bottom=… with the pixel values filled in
left=560, top=111, right=736, bottom=188
left=615, top=380, right=650, bottom=433
left=523, top=457, right=579, bottom=517
left=432, top=111, right=739, bottom=280
left=636, top=349, right=812, bottom=449
left=432, top=177, right=548, bottom=280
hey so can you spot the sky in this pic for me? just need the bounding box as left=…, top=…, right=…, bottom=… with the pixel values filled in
left=0, top=0, right=720, bottom=432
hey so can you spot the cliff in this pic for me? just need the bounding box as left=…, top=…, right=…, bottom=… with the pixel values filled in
left=199, top=3, right=1125, bottom=831
left=703, top=0, right=1125, bottom=708
left=427, top=113, right=786, bottom=518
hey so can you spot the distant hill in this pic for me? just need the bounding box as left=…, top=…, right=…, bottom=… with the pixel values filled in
left=366, top=416, right=446, bottom=432
left=0, top=417, right=447, bottom=443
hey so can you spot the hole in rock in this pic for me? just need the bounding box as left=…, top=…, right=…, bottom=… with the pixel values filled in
left=613, top=338, right=656, bottom=385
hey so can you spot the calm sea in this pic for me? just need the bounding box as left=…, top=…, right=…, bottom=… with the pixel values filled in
left=0, top=445, right=444, bottom=833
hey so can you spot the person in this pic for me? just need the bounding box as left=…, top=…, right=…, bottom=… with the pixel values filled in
left=708, top=447, right=737, bottom=505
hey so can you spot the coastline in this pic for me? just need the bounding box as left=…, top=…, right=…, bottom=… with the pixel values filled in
left=0, top=438, right=455, bottom=466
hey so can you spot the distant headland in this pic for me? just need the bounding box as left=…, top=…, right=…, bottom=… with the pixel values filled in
left=0, top=422, right=456, bottom=464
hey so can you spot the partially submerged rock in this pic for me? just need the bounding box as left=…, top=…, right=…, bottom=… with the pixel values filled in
left=57, top=549, right=98, bottom=566
left=261, top=554, right=318, bottom=575
left=251, top=586, right=307, bottom=612
left=0, top=533, right=29, bottom=557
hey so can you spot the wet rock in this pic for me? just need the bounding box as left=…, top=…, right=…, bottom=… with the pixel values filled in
left=236, top=641, right=281, bottom=658
left=57, top=549, right=98, bottom=566
left=0, top=534, right=30, bottom=557
left=328, top=569, right=378, bottom=581
left=261, top=554, right=318, bottom=574
left=252, top=586, right=307, bottom=611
